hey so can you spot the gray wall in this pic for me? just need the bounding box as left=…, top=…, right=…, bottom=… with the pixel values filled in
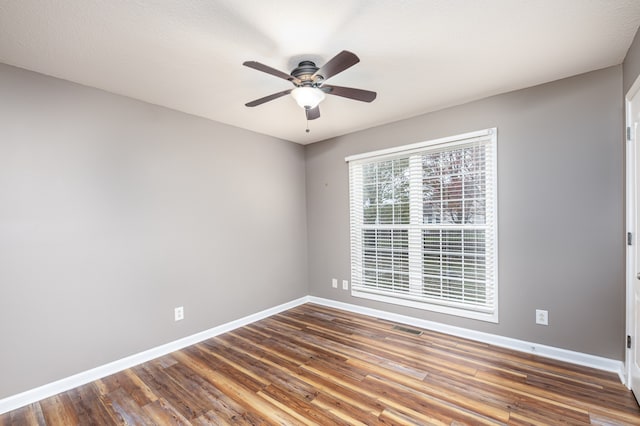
left=306, top=66, right=624, bottom=360
left=0, top=63, right=308, bottom=399
left=624, top=28, right=640, bottom=94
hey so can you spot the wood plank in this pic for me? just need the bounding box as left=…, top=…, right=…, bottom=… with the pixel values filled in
left=142, top=397, right=191, bottom=425
left=101, top=387, right=155, bottom=425
left=39, top=393, right=80, bottom=425
left=132, top=361, right=209, bottom=420
left=0, top=403, right=46, bottom=426
left=66, top=383, right=119, bottom=425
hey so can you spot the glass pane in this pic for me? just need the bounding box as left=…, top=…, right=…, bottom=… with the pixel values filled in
left=361, top=229, right=409, bottom=293
left=423, top=253, right=441, bottom=276
left=362, top=158, right=410, bottom=225
left=424, top=230, right=441, bottom=252
left=422, top=145, right=487, bottom=225
left=423, top=201, right=441, bottom=224
left=422, top=229, right=487, bottom=305
left=443, top=230, right=462, bottom=254
left=423, top=275, right=442, bottom=297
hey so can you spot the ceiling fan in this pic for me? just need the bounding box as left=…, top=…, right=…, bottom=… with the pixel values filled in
left=243, top=50, right=377, bottom=123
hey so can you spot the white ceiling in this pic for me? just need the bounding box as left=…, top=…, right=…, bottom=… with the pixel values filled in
left=1, top=1, right=639, bottom=144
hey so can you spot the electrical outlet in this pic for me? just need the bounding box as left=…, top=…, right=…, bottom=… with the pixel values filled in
left=332, top=278, right=338, bottom=288
left=174, top=306, right=184, bottom=321
left=535, top=309, right=548, bottom=326
left=342, top=279, right=349, bottom=290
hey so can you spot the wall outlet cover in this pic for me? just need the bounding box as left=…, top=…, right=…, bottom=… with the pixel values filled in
left=535, top=309, right=548, bottom=326
left=174, top=306, right=184, bottom=321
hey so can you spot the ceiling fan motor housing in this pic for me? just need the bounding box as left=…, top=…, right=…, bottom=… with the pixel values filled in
left=291, top=61, right=322, bottom=85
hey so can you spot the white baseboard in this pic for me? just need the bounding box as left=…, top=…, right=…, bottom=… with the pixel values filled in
left=1, top=294, right=625, bottom=415
left=308, top=297, right=625, bottom=383
left=0, top=296, right=311, bottom=415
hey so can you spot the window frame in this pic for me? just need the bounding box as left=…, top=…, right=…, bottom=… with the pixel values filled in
left=346, top=129, right=498, bottom=323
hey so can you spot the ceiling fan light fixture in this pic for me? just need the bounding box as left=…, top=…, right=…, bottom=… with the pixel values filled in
left=291, top=86, right=325, bottom=109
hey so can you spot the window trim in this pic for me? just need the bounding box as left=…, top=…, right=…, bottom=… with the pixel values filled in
left=346, top=128, right=498, bottom=323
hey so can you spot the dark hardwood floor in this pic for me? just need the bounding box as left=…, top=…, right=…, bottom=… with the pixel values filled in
left=1, top=303, right=639, bottom=425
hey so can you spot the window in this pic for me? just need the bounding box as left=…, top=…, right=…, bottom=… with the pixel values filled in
left=347, top=129, right=498, bottom=322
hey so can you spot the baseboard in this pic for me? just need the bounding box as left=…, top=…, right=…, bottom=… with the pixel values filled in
left=1, top=294, right=626, bottom=415
left=0, top=296, right=311, bottom=415
left=308, top=296, right=625, bottom=383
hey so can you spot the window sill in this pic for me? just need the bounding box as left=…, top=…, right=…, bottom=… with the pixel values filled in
left=351, top=288, right=499, bottom=323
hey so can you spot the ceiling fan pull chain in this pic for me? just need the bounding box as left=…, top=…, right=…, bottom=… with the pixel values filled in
left=306, top=117, right=310, bottom=133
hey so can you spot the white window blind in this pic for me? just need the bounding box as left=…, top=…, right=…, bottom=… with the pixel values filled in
left=347, top=129, right=498, bottom=322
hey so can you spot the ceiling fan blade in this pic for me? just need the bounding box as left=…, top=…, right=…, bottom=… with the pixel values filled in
left=313, top=50, right=360, bottom=81
left=306, top=106, right=320, bottom=120
left=321, top=85, right=377, bottom=102
left=245, top=89, right=293, bottom=107
left=243, top=61, right=301, bottom=84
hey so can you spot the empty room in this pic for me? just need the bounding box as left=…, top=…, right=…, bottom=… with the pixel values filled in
left=3, top=1, right=640, bottom=424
